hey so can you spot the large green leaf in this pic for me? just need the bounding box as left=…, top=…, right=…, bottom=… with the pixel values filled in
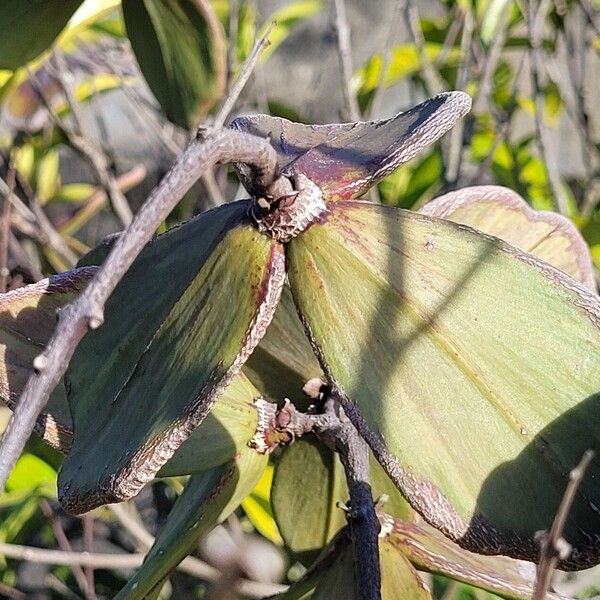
left=271, top=437, right=412, bottom=562
left=116, top=446, right=268, bottom=599
left=421, top=185, right=596, bottom=291
left=59, top=201, right=285, bottom=514
left=122, top=0, right=226, bottom=128
left=231, top=92, right=471, bottom=200
left=288, top=201, right=600, bottom=568
left=0, top=1, right=83, bottom=69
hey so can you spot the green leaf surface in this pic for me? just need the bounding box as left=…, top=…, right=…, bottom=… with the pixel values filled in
left=231, top=92, right=471, bottom=201
left=288, top=201, right=600, bottom=568
left=122, top=0, right=226, bottom=128
left=59, top=201, right=285, bottom=514
left=421, top=185, right=596, bottom=290
left=0, top=1, right=83, bottom=69
left=271, top=438, right=411, bottom=561
left=116, top=446, right=268, bottom=599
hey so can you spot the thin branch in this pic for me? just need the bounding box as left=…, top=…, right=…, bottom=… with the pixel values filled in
left=402, top=0, right=444, bottom=96
left=213, top=21, right=275, bottom=129
left=527, top=0, right=569, bottom=214
left=39, top=499, right=90, bottom=597
left=533, top=450, right=595, bottom=600
left=0, top=164, right=14, bottom=292
left=277, top=382, right=380, bottom=600
left=333, top=0, right=361, bottom=121
left=445, top=8, right=474, bottom=188
left=0, top=541, right=287, bottom=598
left=83, top=513, right=97, bottom=600
left=0, top=129, right=280, bottom=492
left=369, top=2, right=402, bottom=119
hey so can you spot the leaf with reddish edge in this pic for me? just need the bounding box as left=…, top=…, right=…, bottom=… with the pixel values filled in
left=385, top=514, right=567, bottom=600
left=288, top=200, right=600, bottom=569
left=421, top=185, right=596, bottom=291
left=0, top=269, right=93, bottom=451
left=231, top=92, right=471, bottom=201
left=59, top=201, right=285, bottom=514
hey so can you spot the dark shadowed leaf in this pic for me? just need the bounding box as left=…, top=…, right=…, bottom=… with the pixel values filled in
left=122, top=0, right=226, bottom=128
left=270, top=527, right=431, bottom=600
left=288, top=201, right=600, bottom=568
left=59, top=201, right=285, bottom=514
left=116, top=446, right=267, bottom=599
left=244, top=285, right=323, bottom=407
left=271, top=437, right=411, bottom=561
left=0, top=1, right=83, bottom=69
left=231, top=92, right=471, bottom=200
left=421, top=185, right=596, bottom=291
left=0, top=264, right=265, bottom=476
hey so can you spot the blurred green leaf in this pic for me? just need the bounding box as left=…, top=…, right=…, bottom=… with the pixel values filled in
left=35, top=149, right=60, bottom=204
left=257, top=1, right=322, bottom=62
left=6, top=453, right=56, bottom=495
left=480, top=0, right=511, bottom=45
left=51, top=183, right=96, bottom=203
left=122, top=0, right=226, bottom=128
left=0, top=1, right=83, bottom=69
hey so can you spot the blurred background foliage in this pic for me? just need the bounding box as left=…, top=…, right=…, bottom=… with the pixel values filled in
left=0, top=0, right=599, bottom=598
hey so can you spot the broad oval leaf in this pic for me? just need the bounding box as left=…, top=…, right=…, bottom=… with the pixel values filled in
left=0, top=1, right=83, bottom=69
left=288, top=201, right=600, bottom=568
left=122, top=0, right=226, bottom=129
left=271, top=437, right=412, bottom=561
left=116, top=446, right=268, bottom=599
left=421, top=185, right=596, bottom=291
left=231, top=92, right=471, bottom=200
left=59, top=201, right=285, bottom=513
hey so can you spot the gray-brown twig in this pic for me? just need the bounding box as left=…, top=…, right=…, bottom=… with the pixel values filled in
left=533, top=449, right=595, bottom=600
left=527, top=0, right=569, bottom=215
left=0, top=129, right=279, bottom=492
left=333, top=0, right=361, bottom=121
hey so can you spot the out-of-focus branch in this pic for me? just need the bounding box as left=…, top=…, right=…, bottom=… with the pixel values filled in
left=51, top=49, right=133, bottom=227
left=445, top=8, right=474, bottom=188
left=333, top=0, right=361, bottom=121
left=0, top=165, right=15, bottom=292
left=527, top=0, right=569, bottom=214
